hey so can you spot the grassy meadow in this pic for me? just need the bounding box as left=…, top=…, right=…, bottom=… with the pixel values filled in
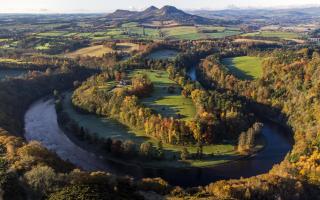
left=222, top=56, right=263, bottom=80
left=242, top=31, right=300, bottom=39
left=66, top=43, right=140, bottom=58
left=130, top=69, right=196, bottom=121
left=147, top=49, right=179, bottom=60
left=66, top=45, right=113, bottom=58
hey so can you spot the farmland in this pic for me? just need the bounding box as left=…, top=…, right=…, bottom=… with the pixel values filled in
left=33, top=24, right=241, bottom=41
left=66, top=45, right=113, bottom=58
left=242, top=31, right=300, bottom=39
left=66, top=43, right=140, bottom=58
left=222, top=56, right=263, bottom=80
left=147, top=49, right=179, bottom=60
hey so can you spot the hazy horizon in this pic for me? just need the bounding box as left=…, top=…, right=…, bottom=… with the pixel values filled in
left=1, top=0, right=320, bottom=13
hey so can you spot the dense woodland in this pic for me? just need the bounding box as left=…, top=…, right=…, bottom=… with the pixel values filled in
left=190, top=48, right=320, bottom=199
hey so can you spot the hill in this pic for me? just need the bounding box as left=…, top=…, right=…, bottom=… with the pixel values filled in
left=105, top=5, right=216, bottom=26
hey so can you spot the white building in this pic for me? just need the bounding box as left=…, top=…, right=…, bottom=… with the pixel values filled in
left=309, top=37, right=320, bottom=43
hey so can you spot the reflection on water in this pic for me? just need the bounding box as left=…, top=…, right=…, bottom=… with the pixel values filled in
left=0, top=69, right=28, bottom=80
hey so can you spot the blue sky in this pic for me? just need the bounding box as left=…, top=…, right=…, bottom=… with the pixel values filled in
left=1, top=0, right=320, bottom=13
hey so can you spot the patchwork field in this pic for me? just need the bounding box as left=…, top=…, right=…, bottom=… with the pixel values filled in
left=26, top=24, right=242, bottom=44
left=222, top=56, right=263, bottom=80
left=162, top=26, right=241, bottom=40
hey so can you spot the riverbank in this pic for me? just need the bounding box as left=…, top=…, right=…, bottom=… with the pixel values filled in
left=24, top=98, right=113, bottom=172
left=25, top=95, right=290, bottom=187
left=59, top=92, right=266, bottom=169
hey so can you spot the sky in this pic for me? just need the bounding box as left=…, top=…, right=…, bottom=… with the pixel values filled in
left=1, top=0, right=320, bottom=13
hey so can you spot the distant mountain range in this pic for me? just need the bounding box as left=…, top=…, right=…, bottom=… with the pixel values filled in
left=103, top=5, right=320, bottom=27
left=105, top=5, right=216, bottom=26
left=190, top=7, right=320, bottom=24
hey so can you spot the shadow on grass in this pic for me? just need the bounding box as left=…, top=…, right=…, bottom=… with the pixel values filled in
left=222, top=58, right=255, bottom=80
left=140, top=83, right=191, bottom=119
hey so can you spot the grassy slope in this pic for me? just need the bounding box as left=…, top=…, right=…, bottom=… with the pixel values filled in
left=222, top=56, right=263, bottom=80
left=66, top=43, right=139, bottom=58
left=131, top=69, right=196, bottom=121
left=66, top=45, right=113, bottom=58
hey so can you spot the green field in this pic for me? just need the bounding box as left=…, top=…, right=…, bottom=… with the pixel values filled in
left=130, top=69, right=196, bottom=121
left=37, top=31, right=69, bottom=37
left=66, top=45, right=113, bottom=58
left=162, top=26, right=241, bottom=40
left=32, top=24, right=241, bottom=41
left=0, top=58, right=29, bottom=64
left=35, top=43, right=51, bottom=50
left=147, top=49, right=179, bottom=60
left=66, top=43, right=140, bottom=58
left=87, top=25, right=242, bottom=40
left=222, top=56, right=263, bottom=80
left=242, top=31, right=300, bottom=39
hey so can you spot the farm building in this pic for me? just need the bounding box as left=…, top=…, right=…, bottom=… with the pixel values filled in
left=309, top=37, right=320, bottom=43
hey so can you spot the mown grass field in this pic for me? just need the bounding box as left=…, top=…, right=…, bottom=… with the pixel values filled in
left=130, top=69, right=196, bottom=121
left=147, top=49, right=179, bottom=60
left=242, top=31, right=300, bottom=39
left=222, top=56, right=263, bottom=80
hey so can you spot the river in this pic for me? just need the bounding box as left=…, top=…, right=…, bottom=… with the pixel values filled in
left=0, top=68, right=28, bottom=81
left=23, top=66, right=292, bottom=187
